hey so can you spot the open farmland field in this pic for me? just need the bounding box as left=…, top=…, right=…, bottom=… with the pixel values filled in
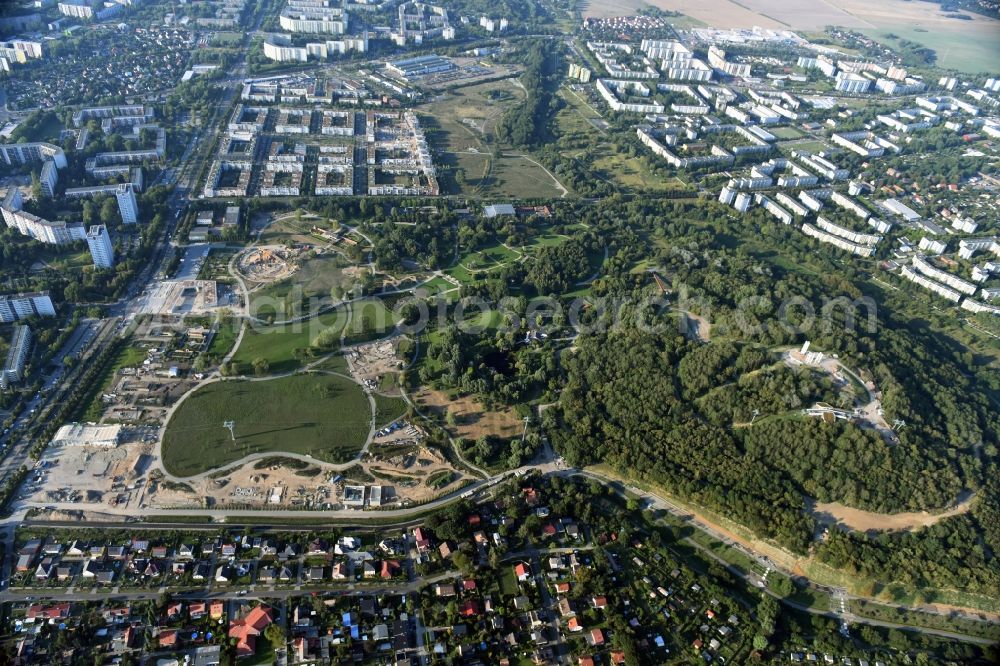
left=583, top=0, right=1000, bottom=73
left=161, top=373, right=371, bottom=477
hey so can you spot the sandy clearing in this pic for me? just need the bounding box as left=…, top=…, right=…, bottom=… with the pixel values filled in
left=412, top=388, right=524, bottom=441
left=812, top=493, right=977, bottom=533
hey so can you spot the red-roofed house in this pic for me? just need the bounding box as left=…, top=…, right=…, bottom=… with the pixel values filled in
left=229, top=605, right=275, bottom=658
left=611, top=651, right=626, bottom=664
left=414, top=527, right=434, bottom=552
left=588, top=628, right=604, bottom=646
left=578, top=656, right=595, bottom=666
left=414, top=527, right=433, bottom=552
left=567, top=617, right=582, bottom=632
left=25, top=603, right=71, bottom=622
left=158, top=630, right=178, bottom=648
left=468, top=514, right=481, bottom=526
left=541, top=523, right=557, bottom=537
left=591, top=596, right=608, bottom=609
left=381, top=560, right=401, bottom=579
left=463, top=578, right=477, bottom=591
left=556, top=582, right=571, bottom=594
left=165, top=601, right=183, bottom=619
left=189, top=602, right=207, bottom=619
left=515, top=563, right=530, bottom=582
left=458, top=599, right=480, bottom=618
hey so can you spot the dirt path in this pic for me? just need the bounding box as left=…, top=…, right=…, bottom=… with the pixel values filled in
left=812, top=492, right=977, bottom=532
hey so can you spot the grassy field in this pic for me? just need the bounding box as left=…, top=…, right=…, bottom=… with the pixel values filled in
left=206, top=315, right=239, bottom=360
left=770, top=126, right=805, bottom=140
left=859, top=26, right=998, bottom=74
left=231, top=308, right=346, bottom=374
left=419, top=80, right=568, bottom=198
left=372, top=393, right=408, bottom=428
left=343, top=298, right=402, bottom=346
left=161, top=373, right=370, bottom=477
left=249, top=254, right=349, bottom=319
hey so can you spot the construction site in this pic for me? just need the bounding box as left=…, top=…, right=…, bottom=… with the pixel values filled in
left=235, top=245, right=297, bottom=284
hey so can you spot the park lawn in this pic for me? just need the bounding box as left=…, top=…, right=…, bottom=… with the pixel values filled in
left=248, top=254, right=349, bottom=319
left=313, top=353, right=349, bottom=374
left=592, top=151, right=686, bottom=193
left=485, top=155, right=568, bottom=199
left=461, top=308, right=502, bottom=331
left=343, top=298, right=402, bottom=346
left=259, top=216, right=321, bottom=245
left=161, top=373, right=371, bottom=477
left=444, top=263, right=477, bottom=286
left=231, top=308, right=346, bottom=374
left=206, top=315, right=239, bottom=359
left=526, top=232, right=571, bottom=249
left=414, top=276, right=455, bottom=297
left=372, top=393, right=408, bottom=429
left=458, top=243, right=520, bottom=272
left=36, top=247, right=93, bottom=272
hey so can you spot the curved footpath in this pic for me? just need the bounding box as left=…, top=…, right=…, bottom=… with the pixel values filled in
left=154, top=367, right=377, bottom=481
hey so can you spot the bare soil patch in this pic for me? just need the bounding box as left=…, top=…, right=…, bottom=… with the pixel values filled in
left=812, top=494, right=976, bottom=533
left=413, top=388, right=523, bottom=441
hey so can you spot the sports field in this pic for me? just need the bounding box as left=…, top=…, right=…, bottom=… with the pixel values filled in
left=583, top=0, right=1000, bottom=73
left=161, top=373, right=371, bottom=477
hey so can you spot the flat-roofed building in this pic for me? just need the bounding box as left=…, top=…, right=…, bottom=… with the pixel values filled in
left=0, top=292, right=55, bottom=323
left=86, top=224, right=114, bottom=268
left=39, top=160, right=58, bottom=198
left=51, top=423, right=122, bottom=448
left=1, top=325, right=32, bottom=389
left=385, top=54, right=453, bottom=80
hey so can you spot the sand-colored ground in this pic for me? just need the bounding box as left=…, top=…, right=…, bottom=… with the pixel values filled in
left=812, top=493, right=977, bottom=533
left=347, top=340, right=405, bottom=394
left=413, top=388, right=524, bottom=441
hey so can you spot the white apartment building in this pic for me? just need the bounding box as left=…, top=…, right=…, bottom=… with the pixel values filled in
left=64, top=183, right=139, bottom=225
left=900, top=265, right=962, bottom=303
left=279, top=1, right=348, bottom=34
left=1, top=325, right=31, bottom=389
left=0, top=292, right=56, bottom=323
left=2, top=188, right=85, bottom=245
left=911, top=255, right=977, bottom=296
left=87, top=224, right=114, bottom=268
left=707, top=46, right=750, bottom=78
left=0, top=142, right=67, bottom=169
left=835, top=72, right=870, bottom=94
left=40, top=159, right=58, bottom=197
